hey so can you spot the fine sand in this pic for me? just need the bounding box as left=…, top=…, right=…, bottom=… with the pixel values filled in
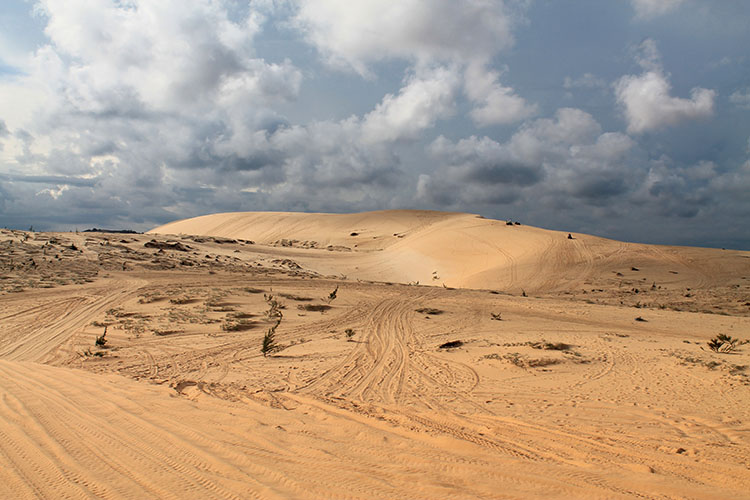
left=1, top=210, right=749, bottom=499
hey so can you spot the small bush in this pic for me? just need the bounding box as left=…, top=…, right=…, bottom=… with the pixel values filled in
left=328, top=285, right=339, bottom=302
left=298, top=304, right=331, bottom=312
left=439, top=340, right=463, bottom=349
left=264, top=294, right=284, bottom=318
left=95, top=327, right=107, bottom=347
left=222, top=320, right=256, bottom=332
left=262, top=319, right=280, bottom=357
left=529, top=341, right=572, bottom=351
left=279, top=293, right=314, bottom=301
left=707, top=334, right=746, bottom=353
left=490, top=312, right=502, bottom=321
left=261, top=294, right=283, bottom=357
left=416, top=307, right=443, bottom=315
left=345, top=328, right=355, bottom=341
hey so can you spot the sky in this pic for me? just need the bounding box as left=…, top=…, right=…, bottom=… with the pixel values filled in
left=0, top=0, right=749, bottom=249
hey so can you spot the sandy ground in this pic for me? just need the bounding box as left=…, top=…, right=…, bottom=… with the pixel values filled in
left=1, top=210, right=749, bottom=499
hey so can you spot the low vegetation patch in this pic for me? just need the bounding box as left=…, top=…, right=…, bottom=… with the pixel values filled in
left=439, top=340, right=463, bottom=349
left=529, top=341, right=572, bottom=351
left=154, top=329, right=182, bottom=336
left=707, top=334, right=746, bottom=353
left=169, top=296, right=197, bottom=305
left=298, top=304, right=331, bottom=312
left=95, top=327, right=108, bottom=347
left=493, top=352, right=562, bottom=369
left=279, top=293, right=314, bottom=301
left=416, top=307, right=443, bottom=315
left=222, top=319, right=256, bottom=332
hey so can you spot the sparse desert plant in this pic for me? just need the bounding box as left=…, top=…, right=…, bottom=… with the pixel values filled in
left=279, top=293, right=314, bottom=301
left=298, top=304, right=331, bottom=312
left=439, top=340, right=463, bottom=349
left=707, top=334, right=746, bottom=353
left=345, top=328, right=355, bottom=341
left=264, top=294, right=284, bottom=318
left=261, top=318, right=281, bottom=357
left=261, top=295, right=284, bottom=356
left=416, top=307, right=443, bottom=315
left=490, top=312, right=502, bottom=321
left=529, top=341, right=572, bottom=351
left=327, top=285, right=339, bottom=302
left=222, top=319, right=256, bottom=332
left=95, top=327, right=107, bottom=347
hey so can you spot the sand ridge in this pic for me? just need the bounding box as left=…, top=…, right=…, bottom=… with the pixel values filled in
left=1, top=211, right=749, bottom=499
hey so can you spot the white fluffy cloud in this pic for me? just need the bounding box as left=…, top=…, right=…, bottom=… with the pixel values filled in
left=631, top=0, right=685, bottom=19
left=33, top=0, right=300, bottom=114
left=615, top=40, right=715, bottom=134
left=464, top=62, right=536, bottom=127
left=362, top=66, right=460, bottom=143
left=293, top=0, right=532, bottom=126
left=293, top=0, right=516, bottom=75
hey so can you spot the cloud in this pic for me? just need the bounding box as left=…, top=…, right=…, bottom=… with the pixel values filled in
left=361, top=66, right=460, bottom=143
left=729, top=88, right=750, bottom=109
left=0, top=1, right=307, bottom=228
left=631, top=0, right=685, bottom=19
left=419, top=108, right=636, bottom=207
left=293, top=0, right=533, bottom=126
left=615, top=40, right=715, bottom=134
left=563, top=73, right=607, bottom=90
left=31, top=0, right=301, bottom=116
left=464, top=61, right=537, bottom=126
left=292, top=0, right=517, bottom=75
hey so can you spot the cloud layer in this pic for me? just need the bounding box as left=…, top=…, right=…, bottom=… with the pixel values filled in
left=0, top=0, right=748, bottom=249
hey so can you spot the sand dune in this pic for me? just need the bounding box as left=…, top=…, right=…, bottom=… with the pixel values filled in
left=151, top=209, right=749, bottom=298
left=1, top=212, right=749, bottom=499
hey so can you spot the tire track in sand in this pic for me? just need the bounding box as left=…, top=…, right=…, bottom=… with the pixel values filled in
left=0, top=276, right=146, bottom=363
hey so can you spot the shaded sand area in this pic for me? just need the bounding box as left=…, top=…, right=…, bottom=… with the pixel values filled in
left=1, top=210, right=749, bottom=499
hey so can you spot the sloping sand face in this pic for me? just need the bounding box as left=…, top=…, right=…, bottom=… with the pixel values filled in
left=1, top=212, right=749, bottom=499
left=150, top=210, right=749, bottom=298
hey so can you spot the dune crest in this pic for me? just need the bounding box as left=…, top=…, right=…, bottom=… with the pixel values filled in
left=150, top=209, right=747, bottom=294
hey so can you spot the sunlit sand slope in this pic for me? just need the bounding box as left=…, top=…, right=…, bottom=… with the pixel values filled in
left=151, top=210, right=748, bottom=293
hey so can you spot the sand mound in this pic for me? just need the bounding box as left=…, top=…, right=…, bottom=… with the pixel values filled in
left=1, top=217, right=748, bottom=498
left=150, top=210, right=748, bottom=294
